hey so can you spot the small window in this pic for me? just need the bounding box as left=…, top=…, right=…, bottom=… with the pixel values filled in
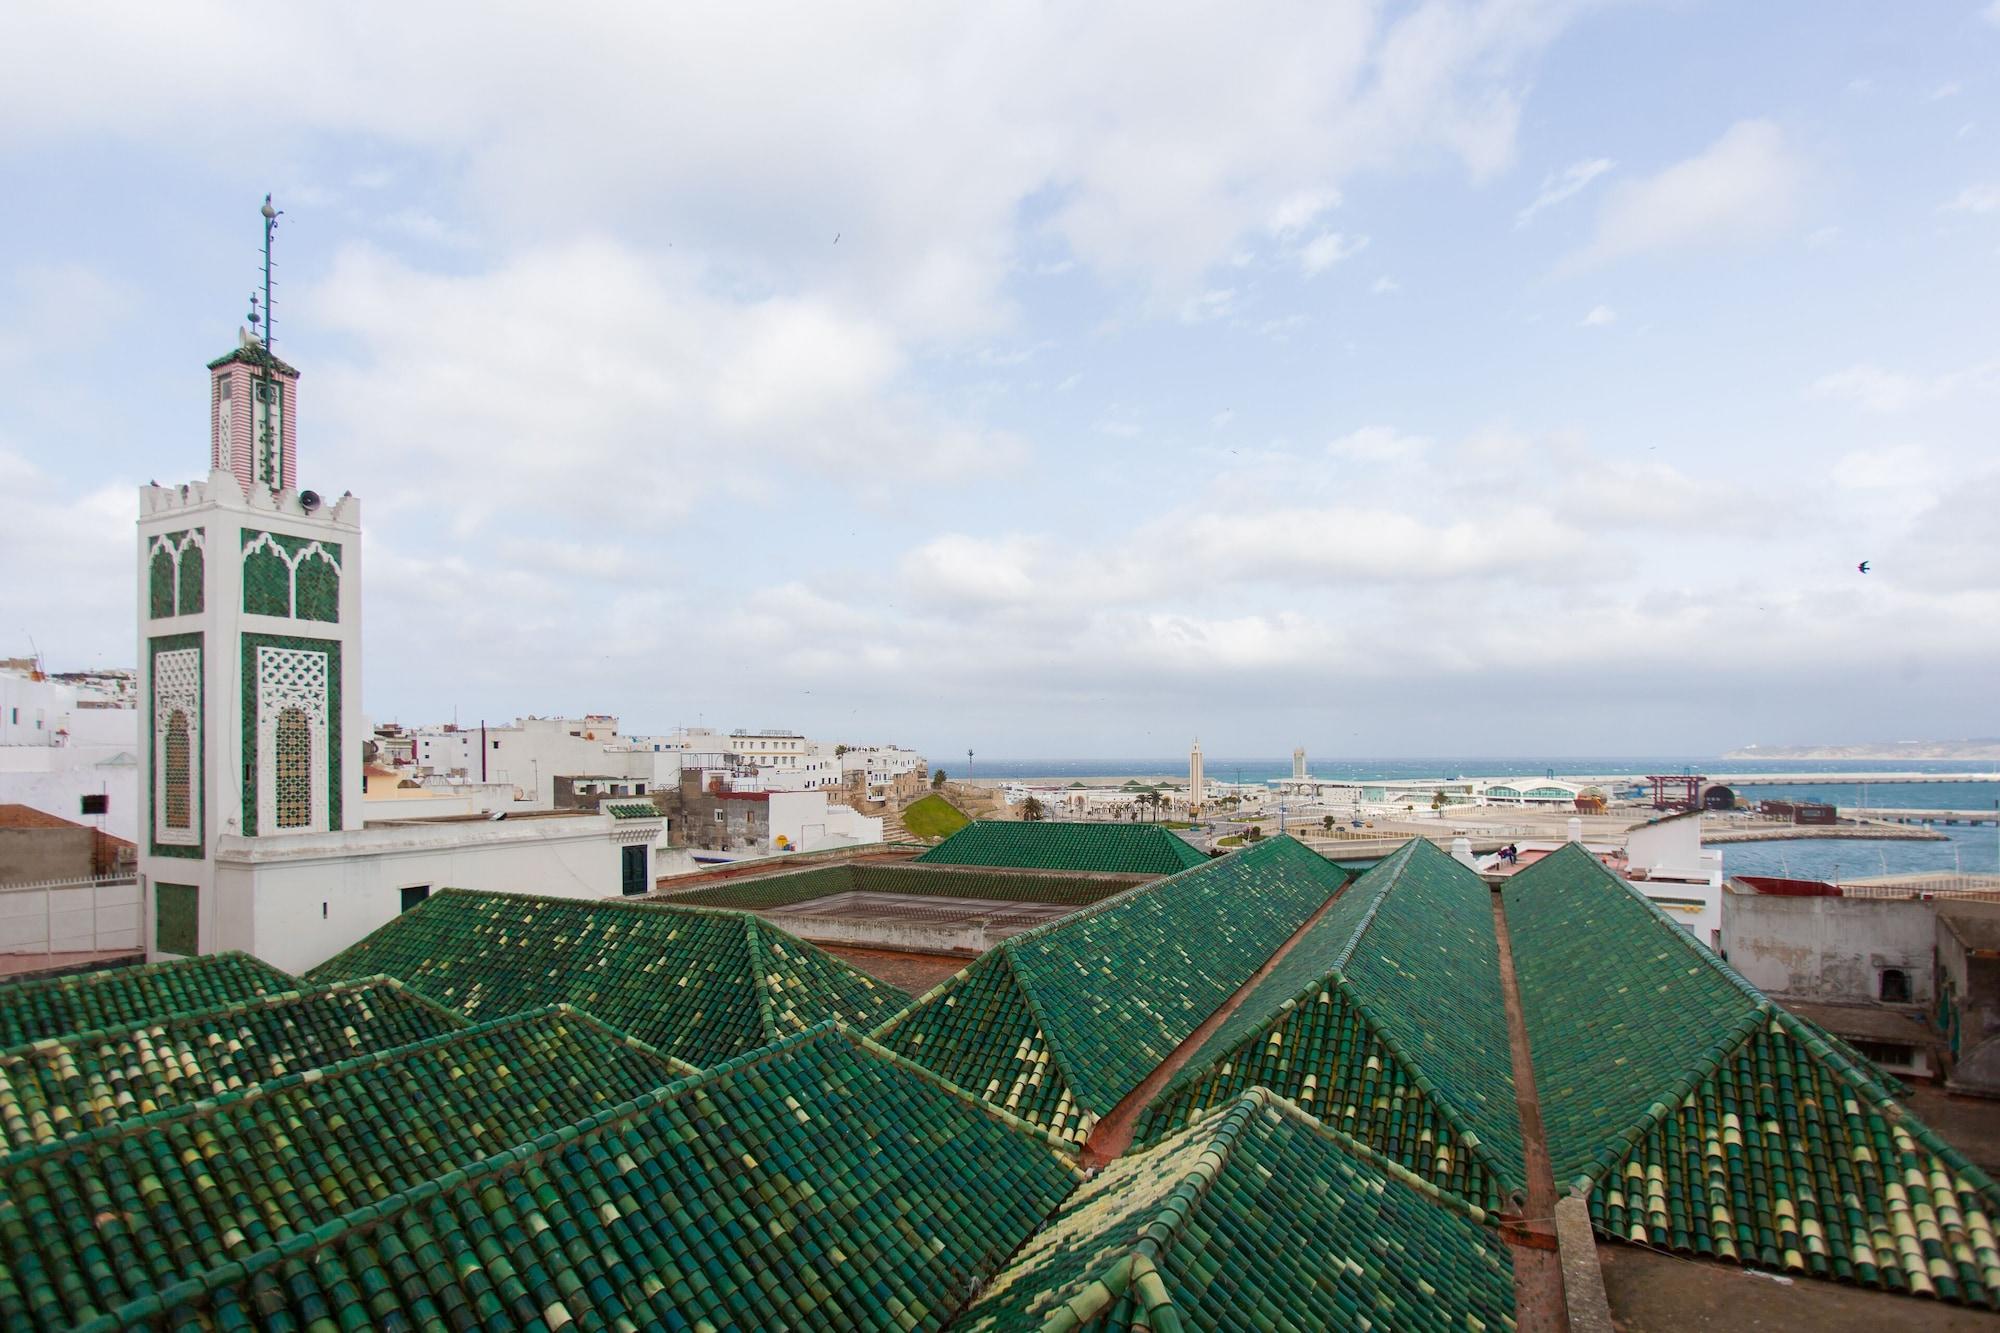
left=621, top=844, right=648, bottom=896
left=1880, top=968, right=1912, bottom=1004
left=400, top=885, right=431, bottom=913
left=80, top=793, right=108, bottom=816
left=492, top=740, right=500, bottom=750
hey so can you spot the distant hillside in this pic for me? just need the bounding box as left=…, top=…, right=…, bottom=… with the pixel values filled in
left=1723, top=740, right=2000, bottom=762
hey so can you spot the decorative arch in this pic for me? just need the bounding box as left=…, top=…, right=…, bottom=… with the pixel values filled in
left=293, top=549, right=339, bottom=622
left=273, top=706, right=312, bottom=829
left=241, top=530, right=341, bottom=622
left=149, top=549, right=177, bottom=619
left=163, top=710, right=192, bottom=831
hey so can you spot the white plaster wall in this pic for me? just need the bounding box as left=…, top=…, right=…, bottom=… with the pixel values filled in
left=216, top=828, right=621, bottom=975
left=0, top=756, right=138, bottom=844
left=1720, top=890, right=1937, bottom=1004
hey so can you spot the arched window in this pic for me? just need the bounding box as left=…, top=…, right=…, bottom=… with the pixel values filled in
left=177, top=542, right=204, bottom=615
left=150, top=549, right=177, bottom=619
left=274, top=705, right=312, bottom=829
left=294, top=549, right=340, bottom=622
left=163, top=709, right=192, bottom=830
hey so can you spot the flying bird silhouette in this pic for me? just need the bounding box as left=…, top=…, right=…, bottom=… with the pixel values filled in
left=1857, top=560, right=1870, bottom=574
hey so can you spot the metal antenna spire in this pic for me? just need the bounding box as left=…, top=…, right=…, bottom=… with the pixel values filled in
left=260, top=194, right=281, bottom=351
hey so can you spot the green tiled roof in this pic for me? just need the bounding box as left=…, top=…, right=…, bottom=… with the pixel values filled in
left=0, top=952, right=295, bottom=1049
left=1503, top=843, right=1764, bottom=1188
left=603, top=799, right=661, bottom=820
left=1507, top=844, right=2000, bottom=1308
left=669, top=861, right=1134, bottom=911
left=1138, top=838, right=1522, bottom=1209
left=0, top=976, right=464, bottom=1151
left=1595, top=1011, right=2000, bottom=1304
left=877, top=836, right=1344, bottom=1144
left=78, top=1025, right=1079, bottom=1332
left=306, top=888, right=904, bottom=1066
left=915, top=821, right=1209, bottom=875
left=0, top=1006, right=689, bottom=1329
left=957, top=1089, right=1517, bottom=1332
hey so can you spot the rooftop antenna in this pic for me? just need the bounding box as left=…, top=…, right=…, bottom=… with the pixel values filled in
left=252, top=195, right=283, bottom=489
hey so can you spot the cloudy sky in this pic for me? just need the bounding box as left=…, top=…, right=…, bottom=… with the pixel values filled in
left=2, top=2, right=1996, bottom=759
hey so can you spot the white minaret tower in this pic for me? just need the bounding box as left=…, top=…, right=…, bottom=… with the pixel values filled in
left=1188, top=738, right=1205, bottom=818
left=1292, top=746, right=1307, bottom=780
left=137, top=196, right=364, bottom=959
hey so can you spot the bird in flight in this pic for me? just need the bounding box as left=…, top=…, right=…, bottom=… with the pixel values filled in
left=1857, top=560, right=1870, bottom=574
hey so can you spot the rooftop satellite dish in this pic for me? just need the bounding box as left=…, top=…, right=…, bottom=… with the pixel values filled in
left=299, top=490, right=322, bottom=513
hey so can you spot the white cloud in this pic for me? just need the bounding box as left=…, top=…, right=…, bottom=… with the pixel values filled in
left=1942, top=184, right=2000, bottom=214
left=1267, top=188, right=1341, bottom=236
left=1298, top=231, right=1370, bottom=275
left=1371, top=274, right=1400, bottom=294
left=1809, top=357, right=2000, bottom=412
left=1327, top=426, right=1431, bottom=462
left=1515, top=156, right=1614, bottom=227
left=307, top=240, right=1019, bottom=528
left=1579, top=304, right=1616, bottom=327
left=1179, top=288, right=1237, bottom=323
left=1570, top=120, right=1805, bottom=268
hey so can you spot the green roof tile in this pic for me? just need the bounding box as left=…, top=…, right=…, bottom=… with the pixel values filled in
left=669, top=861, right=1134, bottom=911
left=1507, top=844, right=2000, bottom=1308
left=306, top=888, right=904, bottom=1066
left=80, top=1025, right=1079, bottom=1332
left=0, top=1006, right=687, bottom=1329
left=877, top=836, right=1345, bottom=1144
left=1137, top=838, right=1522, bottom=1209
left=915, top=821, right=1209, bottom=876
left=0, top=977, right=464, bottom=1152
left=1504, top=844, right=1764, bottom=1188
left=0, top=953, right=296, bottom=1049
left=957, top=1089, right=1517, bottom=1331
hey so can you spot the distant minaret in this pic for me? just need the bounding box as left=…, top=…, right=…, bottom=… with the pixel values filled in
left=1189, top=739, right=1205, bottom=818
left=1292, top=746, right=1307, bottom=780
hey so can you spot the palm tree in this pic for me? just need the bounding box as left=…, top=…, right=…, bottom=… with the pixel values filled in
left=1021, top=795, right=1046, bottom=822
left=1320, top=814, right=1334, bottom=833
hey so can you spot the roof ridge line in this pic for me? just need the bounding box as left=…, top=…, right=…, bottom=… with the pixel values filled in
left=0, top=973, right=450, bottom=1064
left=1566, top=1002, right=1772, bottom=1196
left=743, top=916, right=781, bottom=1044
left=1254, top=1086, right=1500, bottom=1227
left=1329, top=838, right=1417, bottom=971
left=1325, top=972, right=1518, bottom=1195
left=1758, top=1004, right=2000, bottom=1206
left=848, top=1026, right=1091, bottom=1161
left=0, top=949, right=278, bottom=999
left=1045, top=1092, right=1264, bottom=1328
left=0, top=1002, right=588, bottom=1172
left=72, top=1023, right=848, bottom=1333
left=988, top=946, right=1096, bottom=1120
left=1549, top=843, right=1771, bottom=1013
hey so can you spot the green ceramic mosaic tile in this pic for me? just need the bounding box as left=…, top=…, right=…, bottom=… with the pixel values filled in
left=916, top=821, right=1209, bottom=875
left=1506, top=844, right=2000, bottom=1308
left=1593, top=1011, right=2000, bottom=1306
left=878, top=836, right=1345, bottom=1141
left=146, top=549, right=174, bottom=619
left=0, top=1006, right=685, bottom=1329
left=308, top=888, right=903, bottom=1066
left=0, top=953, right=294, bottom=1050
left=0, top=977, right=465, bottom=1152
left=1503, top=843, right=1762, bottom=1189
left=1136, top=839, right=1520, bottom=1208
left=80, top=1025, right=1079, bottom=1333
left=671, top=861, right=1134, bottom=911
left=959, top=1089, right=1516, bottom=1332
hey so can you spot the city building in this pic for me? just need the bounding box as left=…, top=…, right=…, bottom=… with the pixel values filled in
left=132, top=281, right=658, bottom=974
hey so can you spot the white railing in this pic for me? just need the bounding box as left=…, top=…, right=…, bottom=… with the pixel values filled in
left=0, top=876, right=142, bottom=956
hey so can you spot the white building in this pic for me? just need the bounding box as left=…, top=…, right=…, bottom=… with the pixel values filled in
left=0, top=663, right=142, bottom=843
left=135, top=280, right=659, bottom=974
left=840, top=744, right=925, bottom=801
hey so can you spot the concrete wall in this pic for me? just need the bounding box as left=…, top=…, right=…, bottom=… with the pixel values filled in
left=0, top=826, right=97, bottom=885
left=0, top=878, right=142, bottom=954
left=1720, top=887, right=1936, bottom=1004
left=202, top=819, right=625, bottom=975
